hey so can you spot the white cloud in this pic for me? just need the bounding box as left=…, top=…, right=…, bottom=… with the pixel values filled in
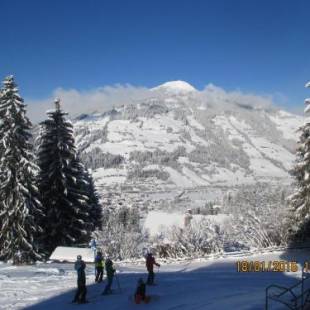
left=26, top=84, right=151, bottom=122
left=25, top=81, right=298, bottom=123
left=200, top=84, right=275, bottom=111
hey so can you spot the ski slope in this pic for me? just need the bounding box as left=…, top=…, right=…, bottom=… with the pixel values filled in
left=1, top=249, right=309, bottom=310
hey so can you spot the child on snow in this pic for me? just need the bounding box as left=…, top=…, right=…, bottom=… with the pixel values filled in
left=135, top=278, right=150, bottom=304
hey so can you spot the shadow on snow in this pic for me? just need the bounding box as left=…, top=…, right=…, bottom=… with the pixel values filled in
left=21, top=256, right=308, bottom=310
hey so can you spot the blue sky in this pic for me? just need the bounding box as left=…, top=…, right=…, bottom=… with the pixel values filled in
left=0, top=0, right=309, bottom=111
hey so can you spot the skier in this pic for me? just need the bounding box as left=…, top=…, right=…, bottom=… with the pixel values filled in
left=89, top=238, right=97, bottom=260
left=72, top=255, right=88, bottom=304
left=134, top=278, right=150, bottom=304
left=95, top=251, right=104, bottom=283
left=102, top=257, right=115, bottom=295
left=146, top=252, right=160, bottom=285
left=89, top=238, right=97, bottom=250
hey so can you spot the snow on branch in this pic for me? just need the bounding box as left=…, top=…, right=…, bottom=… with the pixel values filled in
left=305, top=104, right=310, bottom=114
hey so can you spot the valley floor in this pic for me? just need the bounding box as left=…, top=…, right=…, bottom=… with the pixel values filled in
left=1, top=249, right=309, bottom=310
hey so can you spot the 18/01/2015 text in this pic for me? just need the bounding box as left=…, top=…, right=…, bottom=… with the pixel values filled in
left=236, top=261, right=299, bottom=272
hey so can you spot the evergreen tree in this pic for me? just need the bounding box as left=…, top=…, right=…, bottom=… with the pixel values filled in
left=70, top=157, right=102, bottom=232
left=0, top=86, right=5, bottom=162
left=0, top=76, right=43, bottom=264
left=83, top=169, right=102, bottom=230
left=37, top=99, right=91, bottom=255
left=288, top=81, right=310, bottom=240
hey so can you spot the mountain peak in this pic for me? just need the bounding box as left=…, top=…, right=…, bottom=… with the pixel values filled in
left=152, top=80, right=197, bottom=94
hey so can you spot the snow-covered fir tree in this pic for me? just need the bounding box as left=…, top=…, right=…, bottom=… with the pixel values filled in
left=83, top=169, right=102, bottom=230
left=0, top=76, right=43, bottom=264
left=288, top=81, right=310, bottom=240
left=37, top=99, right=93, bottom=255
left=70, top=157, right=102, bottom=232
left=0, top=86, right=6, bottom=163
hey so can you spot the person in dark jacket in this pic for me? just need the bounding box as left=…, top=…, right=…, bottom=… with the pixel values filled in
left=72, top=255, right=88, bottom=304
left=134, top=278, right=150, bottom=304
left=102, top=258, right=115, bottom=295
left=95, top=251, right=104, bottom=283
left=146, top=253, right=160, bottom=285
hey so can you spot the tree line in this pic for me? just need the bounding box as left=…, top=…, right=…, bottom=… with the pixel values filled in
left=0, top=76, right=101, bottom=264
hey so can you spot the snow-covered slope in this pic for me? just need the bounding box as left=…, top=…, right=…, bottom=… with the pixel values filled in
left=1, top=249, right=308, bottom=310
left=74, top=81, right=303, bottom=202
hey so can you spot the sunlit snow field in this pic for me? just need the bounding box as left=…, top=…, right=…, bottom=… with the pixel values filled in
left=0, top=249, right=308, bottom=310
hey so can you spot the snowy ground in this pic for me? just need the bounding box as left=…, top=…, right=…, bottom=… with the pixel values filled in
left=1, top=249, right=310, bottom=310
left=143, top=211, right=230, bottom=236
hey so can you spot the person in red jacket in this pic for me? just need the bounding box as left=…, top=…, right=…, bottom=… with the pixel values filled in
left=145, top=252, right=160, bottom=285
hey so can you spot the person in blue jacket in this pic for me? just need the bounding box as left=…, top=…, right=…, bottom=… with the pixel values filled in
left=72, top=255, right=88, bottom=304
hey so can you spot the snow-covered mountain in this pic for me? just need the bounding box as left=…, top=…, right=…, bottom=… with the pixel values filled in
left=73, top=81, right=303, bottom=206
left=151, top=80, right=197, bottom=94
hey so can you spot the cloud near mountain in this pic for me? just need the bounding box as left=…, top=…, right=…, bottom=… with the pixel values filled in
left=26, top=81, right=285, bottom=122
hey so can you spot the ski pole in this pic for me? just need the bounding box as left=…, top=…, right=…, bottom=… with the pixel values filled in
left=115, top=272, right=122, bottom=293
